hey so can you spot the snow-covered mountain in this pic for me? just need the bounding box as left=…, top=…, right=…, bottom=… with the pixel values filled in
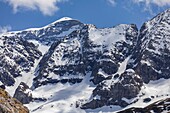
left=0, top=9, right=170, bottom=113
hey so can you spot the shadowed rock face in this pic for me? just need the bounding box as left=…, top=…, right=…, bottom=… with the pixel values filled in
left=0, top=35, right=42, bottom=86
left=14, top=82, right=32, bottom=104
left=91, top=60, right=119, bottom=85
left=82, top=69, right=143, bottom=109
left=0, top=88, right=29, bottom=113
left=130, top=9, right=170, bottom=83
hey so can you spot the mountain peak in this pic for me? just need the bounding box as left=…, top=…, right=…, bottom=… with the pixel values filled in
left=56, top=17, right=73, bottom=22
left=51, top=17, right=74, bottom=25
left=42, top=17, right=80, bottom=30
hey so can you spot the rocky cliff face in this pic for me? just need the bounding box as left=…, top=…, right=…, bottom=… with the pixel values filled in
left=0, top=9, right=170, bottom=113
left=33, top=24, right=138, bottom=89
left=0, top=35, right=41, bottom=86
left=14, top=82, right=32, bottom=104
left=82, top=69, right=143, bottom=109
left=130, top=9, right=170, bottom=83
left=0, top=88, right=29, bottom=113
left=31, top=23, right=142, bottom=108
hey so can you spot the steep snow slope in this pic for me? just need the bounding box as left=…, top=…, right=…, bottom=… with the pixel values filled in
left=5, top=41, right=49, bottom=96
left=131, top=78, right=170, bottom=107
left=118, top=97, right=170, bottom=113
left=26, top=73, right=94, bottom=113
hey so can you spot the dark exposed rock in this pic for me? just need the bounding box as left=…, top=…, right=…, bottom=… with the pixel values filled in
left=33, top=97, right=47, bottom=102
left=13, top=82, right=32, bottom=104
left=129, top=9, right=170, bottom=83
left=35, top=78, right=83, bottom=88
left=143, top=98, right=152, bottom=103
left=0, top=85, right=6, bottom=89
left=0, top=35, right=42, bottom=86
left=82, top=69, right=143, bottom=109
left=91, top=60, right=119, bottom=85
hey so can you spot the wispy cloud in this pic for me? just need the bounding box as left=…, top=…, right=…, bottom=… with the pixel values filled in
left=106, top=0, right=170, bottom=15
left=3, top=0, right=170, bottom=16
left=3, top=0, right=68, bottom=16
left=132, top=0, right=170, bottom=15
left=132, top=0, right=170, bottom=7
left=0, top=26, right=11, bottom=34
left=107, top=0, right=116, bottom=6
left=107, top=0, right=170, bottom=7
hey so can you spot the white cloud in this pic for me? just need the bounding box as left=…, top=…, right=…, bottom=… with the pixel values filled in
left=3, top=0, right=170, bottom=16
left=0, top=26, right=11, bottom=34
left=132, top=0, right=170, bottom=7
left=4, top=0, right=68, bottom=16
left=106, top=0, right=170, bottom=15
left=107, top=0, right=170, bottom=7
left=107, top=0, right=116, bottom=6
left=131, top=0, right=170, bottom=15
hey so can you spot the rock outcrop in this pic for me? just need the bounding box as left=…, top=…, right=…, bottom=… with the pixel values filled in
left=82, top=69, right=143, bottom=109
left=130, top=9, right=170, bottom=83
left=14, top=82, right=32, bottom=104
left=0, top=88, right=29, bottom=113
left=0, top=35, right=41, bottom=86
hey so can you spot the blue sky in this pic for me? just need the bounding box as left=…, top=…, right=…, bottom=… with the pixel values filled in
left=0, top=0, right=170, bottom=32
